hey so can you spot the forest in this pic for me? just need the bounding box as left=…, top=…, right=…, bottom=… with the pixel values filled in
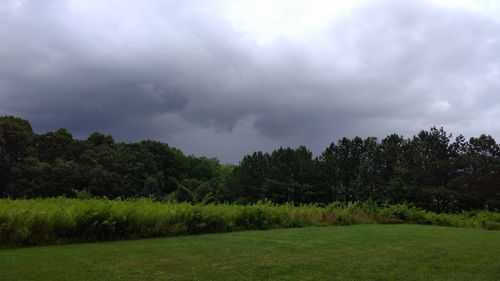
left=1, top=115, right=499, bottom=212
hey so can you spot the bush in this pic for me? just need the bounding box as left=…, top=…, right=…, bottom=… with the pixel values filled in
left=0, top=198, right=498, bottom=247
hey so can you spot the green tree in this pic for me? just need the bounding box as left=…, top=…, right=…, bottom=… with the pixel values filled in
left=36, top=128, right=78, bottom=162
left=0, top=116, right=35, bottom=196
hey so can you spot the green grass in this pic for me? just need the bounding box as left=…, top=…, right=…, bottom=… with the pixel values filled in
left=1, top=224, right=499, bottom=281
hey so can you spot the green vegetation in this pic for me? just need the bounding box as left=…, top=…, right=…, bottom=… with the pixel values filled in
left=1, top=116, right=500, bottom=212
left=1, top=116, right=498, bottom=278
left=1, top=198, right=499, bottom=247
left=1, top=224, right=499, bottom=281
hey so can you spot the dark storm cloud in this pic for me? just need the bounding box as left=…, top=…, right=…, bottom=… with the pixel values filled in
left=1, top=0, right=500, bottom=162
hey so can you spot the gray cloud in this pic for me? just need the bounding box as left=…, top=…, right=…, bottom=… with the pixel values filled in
left=1, top=0, right=500, bottom=162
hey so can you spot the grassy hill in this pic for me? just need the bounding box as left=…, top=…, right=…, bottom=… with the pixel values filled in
left=1, top=224, right=499, bottom=281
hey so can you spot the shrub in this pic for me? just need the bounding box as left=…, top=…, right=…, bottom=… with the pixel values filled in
left=0, top=198, right=498, bottom=247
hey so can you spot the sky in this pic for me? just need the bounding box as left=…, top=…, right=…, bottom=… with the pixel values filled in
left=1, top=0, right=500, bottom=163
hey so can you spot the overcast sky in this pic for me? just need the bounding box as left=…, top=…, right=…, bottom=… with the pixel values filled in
left=1, top=0, right=500, bottom=163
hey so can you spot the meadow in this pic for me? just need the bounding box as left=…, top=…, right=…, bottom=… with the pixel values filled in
left=1, top=224, right=499, bottom=281
left=1, top=198, right=499, bottom=247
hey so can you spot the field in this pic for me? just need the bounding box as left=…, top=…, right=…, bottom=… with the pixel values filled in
left=1, top=199, right=499, bottom=280
left=1, top=224, right=499, bottom=281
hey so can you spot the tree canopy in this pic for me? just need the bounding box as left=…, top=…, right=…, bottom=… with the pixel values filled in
left=1, top=116, right=499, bottom=212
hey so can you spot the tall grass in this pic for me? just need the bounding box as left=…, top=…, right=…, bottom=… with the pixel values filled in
left=0, top=198, right=499, bottom=247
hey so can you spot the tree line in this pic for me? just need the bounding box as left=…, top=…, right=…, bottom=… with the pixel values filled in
left=1, top=116, right=499, bottom=212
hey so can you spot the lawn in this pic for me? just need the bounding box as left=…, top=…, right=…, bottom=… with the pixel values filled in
left=1, top=224, right=499, bottom=281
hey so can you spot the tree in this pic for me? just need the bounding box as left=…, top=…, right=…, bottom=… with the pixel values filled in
left=406, top=127, right=451, bottom=187
left=232, top=152, right=271, bottom=203
left=5, top=157, right=81, bottom=197
left=86, top=132, right=114, bottom=147
left=36, top=128, right=77, bottom=162
left=467, top=135, right=500, bottom=208
left=1, top=114, right=499, bottom=211
left=0, top=116, right=35, bottom=195
left=0, top=116, right=35, bottom=170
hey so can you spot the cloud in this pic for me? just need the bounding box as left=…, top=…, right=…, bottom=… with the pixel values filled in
left=1, top=0, right=499, bottom=162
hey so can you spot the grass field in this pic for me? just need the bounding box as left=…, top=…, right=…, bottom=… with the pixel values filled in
left=1, top=224, right=499, bottom=281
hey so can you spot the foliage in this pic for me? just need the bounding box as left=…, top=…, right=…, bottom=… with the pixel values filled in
left=1, top=116, right=499, bottom=212
left=0, top=198, right=499, bottom=247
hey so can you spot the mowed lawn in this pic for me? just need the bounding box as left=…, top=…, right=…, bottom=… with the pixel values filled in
left=1, top=224, right=499, bottom=281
